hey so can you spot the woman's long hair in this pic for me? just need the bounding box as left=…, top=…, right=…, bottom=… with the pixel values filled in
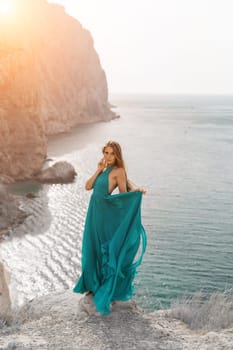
left=102, top=140, right=127, bottom=173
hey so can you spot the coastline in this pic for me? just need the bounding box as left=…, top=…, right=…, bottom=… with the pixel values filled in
left=0, top=121, right=84, bottom=240
left=46, top=119, right=119, bottom=159
left=0, top=126, right=232, bottom=348
left=1, top=98, right=233, bottom=348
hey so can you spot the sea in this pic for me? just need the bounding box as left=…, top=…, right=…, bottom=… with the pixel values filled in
left=1, top=94, right=233, bottom=311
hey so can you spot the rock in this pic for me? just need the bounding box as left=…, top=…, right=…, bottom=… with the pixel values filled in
left=0, top=260, right=12, bottom=324
left=36, top=161, right=77, bottom=184
left=0, top=175, right=15, bottom=185
left=0, top=0, right=115, bottom=181
left=0, top=48, right=47, bottom=180
left=0, top=185, right=27, bottom=235
left=25, top=193, right=36, bottom=199
left=0, top=185, right=18, bottom=230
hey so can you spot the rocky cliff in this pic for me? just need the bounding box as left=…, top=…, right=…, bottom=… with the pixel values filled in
left=0, top=45, right=47, bottom=179
left=0, top=0, right=114, bottom=179
left=0, top=290, right=232, bottom=349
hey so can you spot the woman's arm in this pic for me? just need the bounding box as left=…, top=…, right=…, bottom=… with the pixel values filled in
left=127, top=178, right=146, bottom=194
left=85, top=158, right=106, bottom=190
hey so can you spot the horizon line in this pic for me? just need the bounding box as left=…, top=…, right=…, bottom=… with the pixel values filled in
left=109, top=92, right=233, bottom=96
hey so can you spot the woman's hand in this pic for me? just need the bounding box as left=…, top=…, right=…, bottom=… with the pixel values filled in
left=85, top=158, right=107, bottom=190
left=97, top=157, right=107, bottom=172
left=136, top=187, right=146, bottom=194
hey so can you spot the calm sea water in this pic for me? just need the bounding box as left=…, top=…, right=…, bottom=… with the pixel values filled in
left=2, top=94, right=233, bottom=310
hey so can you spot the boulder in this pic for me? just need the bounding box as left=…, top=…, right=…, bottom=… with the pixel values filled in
left=36, top=161, right=77, bottom=184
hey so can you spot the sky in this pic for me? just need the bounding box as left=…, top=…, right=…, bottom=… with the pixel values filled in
left=48, top=0, right=233, bottom=95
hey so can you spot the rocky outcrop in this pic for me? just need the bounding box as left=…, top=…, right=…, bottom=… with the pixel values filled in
left=0, top=0, right=114, bottom=180
left=0, top=290, right=232, bottom=349
left=0, top=185, right=27, bottom=237
left=32, top=1, right=114, bottom=134
left=0, top=46, right=47, bottom=179
left=0, top=260, right=11, bottom=323
left=36, top=161, right=77, bottom=183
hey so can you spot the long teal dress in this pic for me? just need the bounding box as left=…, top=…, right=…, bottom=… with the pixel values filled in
left=73, top=165, right=147, bottom=315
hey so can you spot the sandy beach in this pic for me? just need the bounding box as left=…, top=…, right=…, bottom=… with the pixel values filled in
left=47, top=121, right=116, bottom=158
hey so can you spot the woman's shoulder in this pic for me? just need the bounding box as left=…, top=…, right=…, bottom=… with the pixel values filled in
left=113, top=167, right=126, bottom=177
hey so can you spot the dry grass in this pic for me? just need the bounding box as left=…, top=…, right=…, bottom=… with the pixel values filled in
left=169, top=289, right=233, bottom=330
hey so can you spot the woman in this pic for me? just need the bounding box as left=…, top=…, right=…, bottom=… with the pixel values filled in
left=73, top=140, right=147, bottom=315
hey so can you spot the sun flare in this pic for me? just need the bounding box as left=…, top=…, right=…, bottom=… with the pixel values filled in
left=0, top=0, right=13, bottom=16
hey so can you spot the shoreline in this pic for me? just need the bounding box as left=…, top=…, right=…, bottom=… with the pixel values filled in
left=0, top=119, right=85, bottom=239
left=46, top=118, right=120, bottom=159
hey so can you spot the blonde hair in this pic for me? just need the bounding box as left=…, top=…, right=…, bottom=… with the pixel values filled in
left=102, top=140, right=126, bottom=172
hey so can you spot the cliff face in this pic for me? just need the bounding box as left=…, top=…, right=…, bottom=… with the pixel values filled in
left=34, top=2, right=114, bottom=134
left=0, top=0, right=114, bottom=179
left=0, top=47, right=47, bottom=179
